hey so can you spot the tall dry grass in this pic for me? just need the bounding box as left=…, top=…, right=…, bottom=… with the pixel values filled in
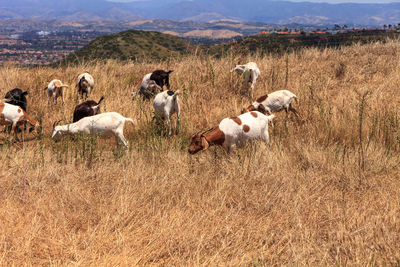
left=1, top=40, right=400, bottom=265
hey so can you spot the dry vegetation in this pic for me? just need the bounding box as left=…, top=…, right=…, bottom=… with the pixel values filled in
left=1, top=40, right=400, bottom=265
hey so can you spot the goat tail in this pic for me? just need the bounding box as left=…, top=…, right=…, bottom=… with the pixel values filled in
left=167, top=70, right=174, bottom=74
left=266, top=114, right=276, bottom=122
left=125, top=118, right=135, bottom=127
left=292, top=94, right=299, bottom=104
left=98, top=96, right=105, bottom=105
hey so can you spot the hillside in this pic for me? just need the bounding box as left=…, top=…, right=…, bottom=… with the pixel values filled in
left=208, top=30, right=400, bottom=56
left=62, top=30, right=197, bottom=63
left=1, top=40, right=400, bottom=265
left=62, top=29, right=400, bottom=64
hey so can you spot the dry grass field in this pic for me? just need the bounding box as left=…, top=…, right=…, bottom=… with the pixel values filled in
left=1, top=40, right=400, bottom=265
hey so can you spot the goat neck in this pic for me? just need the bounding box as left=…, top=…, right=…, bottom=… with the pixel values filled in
left=202, top=126, right=225, bottom=146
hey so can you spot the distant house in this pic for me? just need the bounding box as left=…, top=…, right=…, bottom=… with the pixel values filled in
left=312, top=31, right=328, bottom=34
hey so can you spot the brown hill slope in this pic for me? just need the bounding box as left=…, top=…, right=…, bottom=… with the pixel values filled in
left=1, top=40, right=400, bottom=265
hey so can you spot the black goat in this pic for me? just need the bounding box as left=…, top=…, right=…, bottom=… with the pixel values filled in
left=5, top=88, right=28, bottom=111
left=150, top=70, right=173, bottom=90
left=73, top=96, right=104, bottom=122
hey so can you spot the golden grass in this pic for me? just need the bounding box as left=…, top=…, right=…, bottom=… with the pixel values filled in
left=1, top=40, right=400, bottom=265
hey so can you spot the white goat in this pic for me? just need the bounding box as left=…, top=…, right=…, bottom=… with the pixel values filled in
left=0, top=102, right=40, bottom=138
left=77, top=72, right=95, bottom=99
left=52, top=112, right=134, bottom=147
left=46, top=79, right=69, bottom=104
left=189, top=111, right=275, bottom=154
left=153, top=90, right=180, bottom=135
left=242, top=89, right=300, bottom=119
left=231, top=62, right=261, bottom=98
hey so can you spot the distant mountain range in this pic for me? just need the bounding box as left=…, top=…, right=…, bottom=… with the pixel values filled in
left=1, top=0, right=400, bottom=26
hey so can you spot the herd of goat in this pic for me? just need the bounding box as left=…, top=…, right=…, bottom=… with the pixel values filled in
left=0, top=62, right=300, bottom=154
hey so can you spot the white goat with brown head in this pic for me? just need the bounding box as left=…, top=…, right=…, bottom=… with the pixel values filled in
left=0, top=102, right=40, bottom=139
left=242, top=89, right=300, bottom=119
left=188, top=111, right=275, bottom=154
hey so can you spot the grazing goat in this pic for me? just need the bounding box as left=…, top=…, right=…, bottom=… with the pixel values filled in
left=131, top=73, right=162, bottom=100
left=231, top=62, right=261, bottom=98
left=153, top=90, right=180, bottom=135
left=52, top=112, right=134, bottom=147
left=150, top=70, right=173, bottom=90
left=242, top=90, right=300, bottom=119
left=188, top=111, right=275, bottom=154
left=77, top=72, right=95, bottom=99
left=0, top=102, right=40, bottom=139
left=3, top=88, right=29, bottom=133
left=46, top=79, right=69, bottom=104
left=5, top=88, right=28, bottom=111
left=73, top=96, right=105, bottom=122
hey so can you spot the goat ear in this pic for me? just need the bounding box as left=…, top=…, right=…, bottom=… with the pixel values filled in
left=22, top=91, right=28, bottom=95
left=258, top=104, right=266, bottom=113
left=201, top=137, right=209, bottom=151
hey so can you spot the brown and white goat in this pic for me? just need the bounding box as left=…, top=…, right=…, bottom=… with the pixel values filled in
left=242, top=89, right=300, bottom=119
left=0, top=102, right=40, bottom=139
left=77, top=72, right=95, bottom=99
left=46, top=79, right=69, bottom=104
left=188, top=111, right=275, bottom=154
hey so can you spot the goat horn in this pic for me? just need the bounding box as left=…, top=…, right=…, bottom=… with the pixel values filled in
left=200, top=127, right=214, bottom=136
left=192, top=130, right=202, bottom=137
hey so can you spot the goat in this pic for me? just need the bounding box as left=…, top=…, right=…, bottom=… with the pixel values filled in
left=77, top=72, right=95, bottom=99
left=52, top=112, right=134, bottom=147
left=150, top=70, right=173, bottom=90
left=73, top=96, right=105, bottom=122
left=0, top=102, right=40, bottom=139
left=153, top=90, right=180, bottom=136
left=242, top=90, right=300, bottom=119
left=231, top=62, right=261, bottom=98
left=3, top=88, right=29, bottom=133
left=5, top=88, right=28, bottom=111
left=46, top=79, right=69, bottom=104
left=131, top=73, right=162, bottom=100
left=188, top=111, right=275, bottom=154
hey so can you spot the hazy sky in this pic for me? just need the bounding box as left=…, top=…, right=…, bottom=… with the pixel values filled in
left=288, top=0, right=400, bottom=3
left=112, top=0, right=400, bottom=2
